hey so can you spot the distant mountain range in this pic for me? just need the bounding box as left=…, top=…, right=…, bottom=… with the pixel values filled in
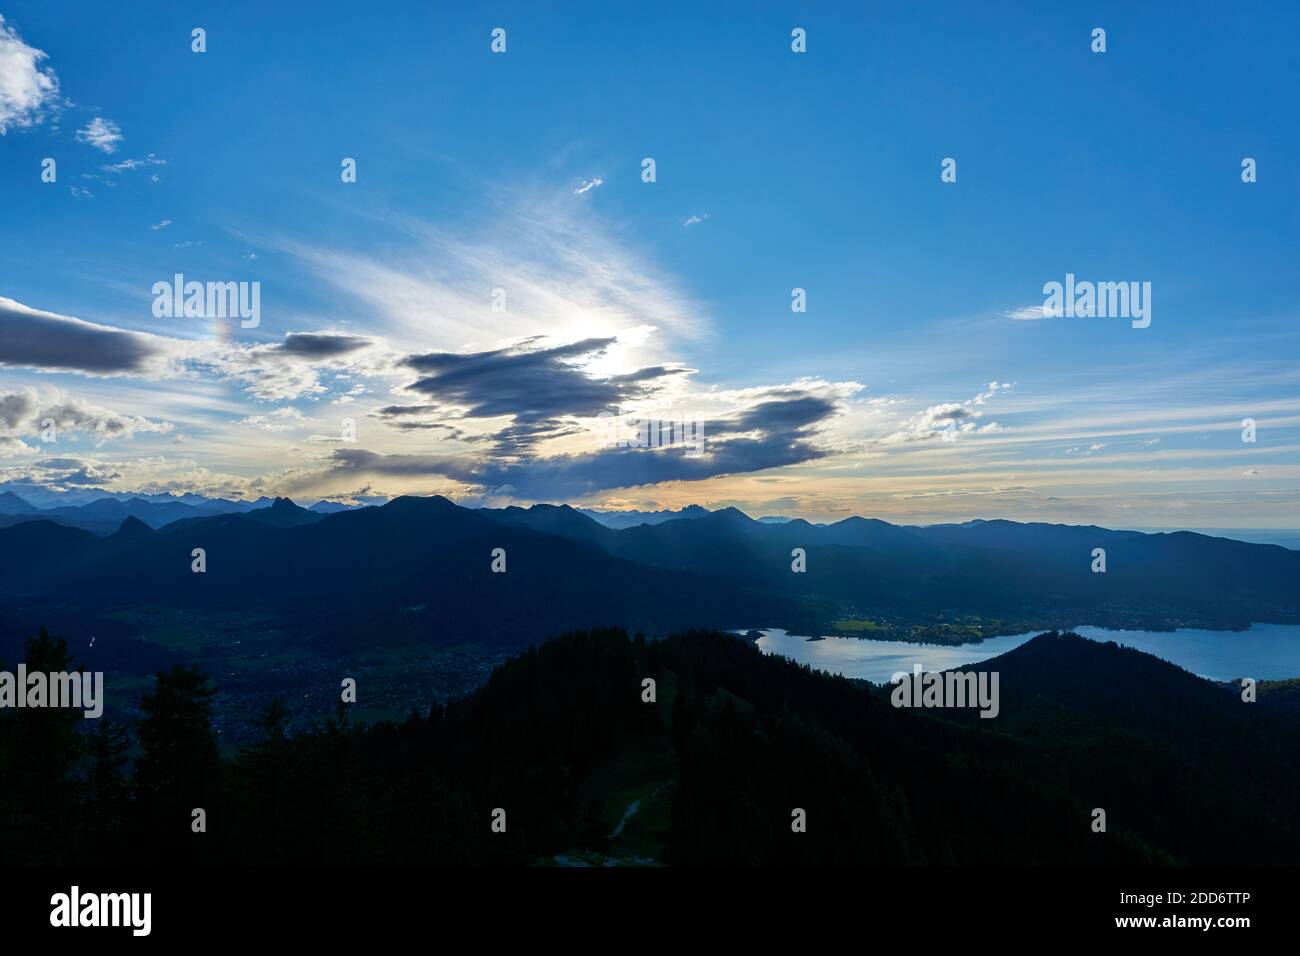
left=577, top=504, right=711, bottom=529
left=0, top=492, right=1297, bottom=657
left=0, top=487, right=360, bottom=534
left=490, top=501, right=1300, bottom=631
left=0, top=495, right=794, bottom=652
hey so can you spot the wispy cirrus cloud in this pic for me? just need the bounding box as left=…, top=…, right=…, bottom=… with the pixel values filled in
left=238, top=407, right=314, bottom=432
left=1003, top=304, right=1056, bottom=320
left=278, top=195, right=710, bottom=358
left=101, top=153, right=165, bottom=173
left=76, top=116, right=123, bottom=153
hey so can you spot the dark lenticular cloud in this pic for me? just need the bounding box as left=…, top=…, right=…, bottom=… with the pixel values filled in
left=714, top=393, right=839, bottom=435
left=401, top=337, right=684, bottom=422
left=333, top=391, right=839, bottom=499
left=0, top=297, right=172, bottom=375
left=260, top=332, right=373, bottom=359
left=383, top=336, right=689, bottom=453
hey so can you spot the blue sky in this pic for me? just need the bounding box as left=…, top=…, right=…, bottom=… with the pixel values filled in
left=0, top=1, right=1297, bottom=528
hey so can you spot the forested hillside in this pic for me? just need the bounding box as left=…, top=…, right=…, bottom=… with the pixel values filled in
left=3, top=627, right=1295, bottom=866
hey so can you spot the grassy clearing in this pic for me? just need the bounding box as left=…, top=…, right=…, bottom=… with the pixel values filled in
left=832, top=619, right=884, bottom=633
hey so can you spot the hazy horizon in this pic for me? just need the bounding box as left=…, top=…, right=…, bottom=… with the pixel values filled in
left=4, top=483, right=1298, bottom=548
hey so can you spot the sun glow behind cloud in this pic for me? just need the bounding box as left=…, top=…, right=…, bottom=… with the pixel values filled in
left=0, top=175, right=1297, bottom=525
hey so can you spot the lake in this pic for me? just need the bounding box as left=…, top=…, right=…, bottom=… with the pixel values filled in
left=750, top=624, right=1300, bottom=683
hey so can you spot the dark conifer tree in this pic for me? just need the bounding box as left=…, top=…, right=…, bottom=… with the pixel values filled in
left=85, top=718, right=132, bottom=862
left=234, top=697, right=290, bottom=863
left=134, top=664, right=222, bottom=863
left=4, top=631, right=85, bottom=863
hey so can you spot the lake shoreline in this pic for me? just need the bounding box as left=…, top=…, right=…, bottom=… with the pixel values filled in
left=780, top=617, right=1268, bottom=648
left=744, top=623, right=1300, bottom=684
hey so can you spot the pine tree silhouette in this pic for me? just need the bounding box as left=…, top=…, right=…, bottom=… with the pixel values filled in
left=2, top=630, right=85, bottom=863
left=134, top=664, right=222, bottom=863
left=86, top=718, right=132, bottom=862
